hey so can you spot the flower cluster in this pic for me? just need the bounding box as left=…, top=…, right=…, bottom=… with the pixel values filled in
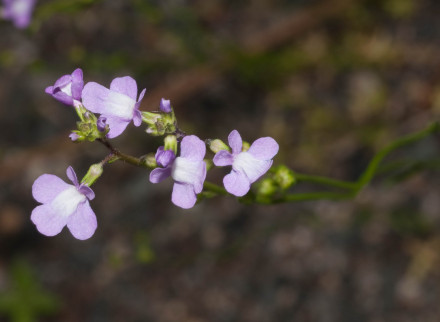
left=32, top=68, right=279, bottom=240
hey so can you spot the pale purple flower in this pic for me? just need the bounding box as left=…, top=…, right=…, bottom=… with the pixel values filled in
left=159, top=98, right=171, bottom=113
left=45, top=68, right=84, bottom=107
left=150, top=135, right=207, bottom=209
left=31, top=166, right=97, bottom=240
left=2, top=0, right=35, bottom=29
left=81, top=76, right=146, bottom=139
left=213, top=130, right=279, bottom=197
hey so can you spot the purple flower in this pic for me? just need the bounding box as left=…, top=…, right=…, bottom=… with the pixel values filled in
left=81, top=76, right=146, bottom=139
left=150, top=135, right=207, bottom=209
left=45, top=68, right=84, bottom=107
left=213, top=130, right=279, bottom=197
left=2, top=0, right=35, bottom=29
left=31, top=166, right=97, bottom=240
left=159, top=98, right=171, bottom=113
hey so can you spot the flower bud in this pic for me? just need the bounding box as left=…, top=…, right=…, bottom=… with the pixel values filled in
left=140, top=153, right=157, bottom=168
left=81, top=163, right=104, bottom=186
left=242, top=141, right=250, bottom=152
left=141, top=111, right=161, bottom=125
left=207, top=139, right=229, bottom=153
left=159, top=98, right=172, bottom=113
left=273, top=165, right=295, bottom=190
left=257, top=178, right=277, bottom=196
left=164, top=135, right=178, bottom=155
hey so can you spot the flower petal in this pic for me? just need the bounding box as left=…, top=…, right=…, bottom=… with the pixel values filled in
left=81, top=82, right=110, bottom=114
left=193, top=161, right=206, bottom=194
left=104, top=116, right=131, bottom=139
left=52, top=91, right=74, bottom=106
left=228, top=130, right=242, bottom=155
left=78, top=185, right=95, bottom=200
left=31, top=204, right=67, bottom=237
left=45, top=86, right=54, bottom=94
left=67, top=201, right=97, bottom=240
left=137, top=88, right=147, bottom=103
left=159, top=98, right=171, bottom=113
left=233, top=152, right=272, bottom=183
left=149, top=167, right=172, bottom=183
left=32, top=174, right=70, bottom=204
left=213, top=150, right=233, bottom=167
left=53, top=75, right=71, bottom=89
left=110, top=76, right=138, bottom=100
left=155, top=147, right=176, bottom=168
left=133, top=109, right=142, bottom=127
left=70, top=68, right=84, bottom=101
left=180, top=135, right=206, bottom=161
left=223, top=170, right=250, bottom=197
left=172, top=182, right=197, bottom=209
left=248, top=137, right=279, bottom=160
left=66, top=166, right=79, bottom=187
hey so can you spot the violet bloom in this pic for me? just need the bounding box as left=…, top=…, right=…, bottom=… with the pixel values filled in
left=81, top=76, right=146, bottom=138
left=45, top=68, right=84, bottom=107
left=159, top=98, right=171, bottom=113
left=150, top=135, right=207, bottom=209
left=2, top=0, right=35, bottom=29
left=213, top=130, right=279, bottom=197
left=31, top=166, right=97, bottom=240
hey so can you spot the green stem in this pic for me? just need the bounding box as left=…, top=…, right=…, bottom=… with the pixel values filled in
left=295, top=173, right=357, bottom=190
left=203, top=181, right=228, bottom=195
left=97, top=139, right=149, bottom=168
left=272, top=191, right=355, bottom=203
left=355, top=122, right=439, bottom=192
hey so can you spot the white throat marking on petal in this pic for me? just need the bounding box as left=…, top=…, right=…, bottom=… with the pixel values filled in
left=232, top=152, right=269, bottom=182
left=60, top=82, right=72, bottom=97
left=50, top=186, right=86, bottom=218
left=106, top=90, right=136, bottom=120
left=171, top=157, right=201, bottom=185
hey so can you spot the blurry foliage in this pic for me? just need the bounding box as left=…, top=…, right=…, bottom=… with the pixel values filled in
left=0, top=260, right=59, bottom=322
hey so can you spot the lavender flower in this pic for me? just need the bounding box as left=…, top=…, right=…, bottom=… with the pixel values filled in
left=150, top=135, right=207, bottom=209
left=81, top=76, right=146, bottom=138
left=213, top=130, right=279, bottom=197
left=159, top=98, right=171, bottom=113
left=2, top=0, right=35, bottom=29
left=45, top=68, right=84, bottom=107
left=31, top=166, right=97, bottom=240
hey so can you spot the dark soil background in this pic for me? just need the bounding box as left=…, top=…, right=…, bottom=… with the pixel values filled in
left=1, top=0, right=440, bottom=321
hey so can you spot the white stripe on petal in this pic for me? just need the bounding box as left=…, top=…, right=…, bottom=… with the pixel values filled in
left=60, top=82, right=72, bottom=97
left=172, top=157, right=201, bottom=186
left=232, top=152, right=271, bottom=183
left=105, top=90, right=136, bottom=120
left=50, top=186, right=86, bottom=218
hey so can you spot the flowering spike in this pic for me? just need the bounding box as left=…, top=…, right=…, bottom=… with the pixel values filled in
left=45, top=68, right=84, bottom=107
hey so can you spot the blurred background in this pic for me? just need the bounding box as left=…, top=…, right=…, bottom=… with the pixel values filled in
left=1, top=0, right=440, bottom=321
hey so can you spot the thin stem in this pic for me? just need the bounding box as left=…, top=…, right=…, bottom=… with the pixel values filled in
left=203, top=181, right=228, bottom=195
left=294, top=173, right=357, bottom=190
left=97, top=138, right=149, bottom=168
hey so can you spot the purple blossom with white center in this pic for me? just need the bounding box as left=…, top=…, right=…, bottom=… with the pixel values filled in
left=81, top=76, right=146, bottom=139
left=213, top=130, right=279, bottom=197
left=45, top=68, right=84, bottom=107
left=150, top=135, right=207, bottom=209
left=31, top=166, right=97, bottom=240
left=159, top=98, right=171, bottom=113
left=2, top=0, right=35, bottom=29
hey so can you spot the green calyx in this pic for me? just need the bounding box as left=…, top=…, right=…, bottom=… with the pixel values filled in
left=72, top=105, right=108, bottom=142
left=81, top=163, right=104, bottom=186
left=142, top=110, right=176, bottom=136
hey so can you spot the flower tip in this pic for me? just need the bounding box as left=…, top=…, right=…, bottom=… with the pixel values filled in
left=160, top=98, right=172, bottom=113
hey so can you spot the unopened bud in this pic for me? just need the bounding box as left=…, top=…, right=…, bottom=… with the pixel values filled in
left=164, top=135, right=177, bottom=154
left=207, top=139, right=229, bottom=153
left=242, top=141, right=250, bottom=152
left=273, top=165, right=295, bottom=190
left=257, top=178, right=277, bottom=196
left=160, top=98, right=172, bottom=113
left=81, top=163, right=104, bottom=186
left=141, top=153, right=157, bottom=168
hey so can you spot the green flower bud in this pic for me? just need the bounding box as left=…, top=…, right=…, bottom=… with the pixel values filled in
left=164, top=135, right=178, bottom=155
left=207, top=139, right=230, bottom=153
left=257, top=178, right=277, bottom=196
left=141, top=111, right=161, bottom=125
left=81, top=163, right=104, bottom=186
left=242, top=141, right=250, bottom=152
left=273, top=165, right=296, bottom=190
left=140, top=153, right=157, bottom=168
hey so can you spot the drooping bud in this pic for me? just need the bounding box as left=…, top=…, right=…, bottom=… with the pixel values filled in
left=81, top=163, right=104, bottom=187
left=207, top=139, right=230, bottom=153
